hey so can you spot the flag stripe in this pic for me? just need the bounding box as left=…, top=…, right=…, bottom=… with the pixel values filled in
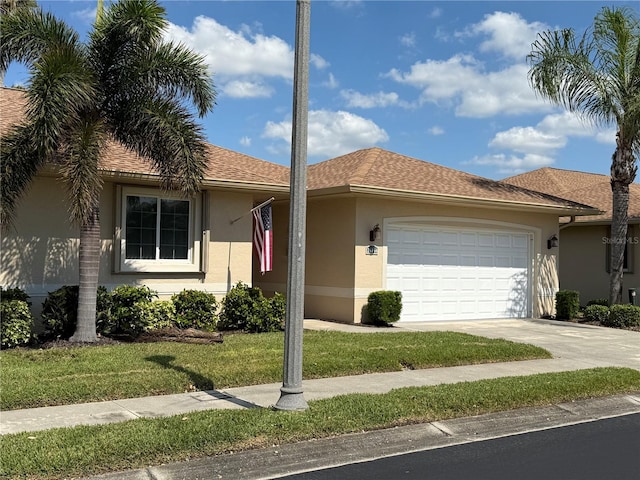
left=253, top=202, right=273, bottom=274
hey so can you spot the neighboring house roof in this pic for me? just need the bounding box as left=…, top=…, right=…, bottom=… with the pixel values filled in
left=307, top=147, right=599, bottom=215
left=0, top=87, right=290, bottom=191
left=502, top=167, right=640, bottom=223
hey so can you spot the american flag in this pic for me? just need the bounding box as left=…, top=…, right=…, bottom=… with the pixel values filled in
left=253, top=201, right=273, bottom=274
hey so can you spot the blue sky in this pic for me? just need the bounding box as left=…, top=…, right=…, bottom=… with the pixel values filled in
left=4, top=1, right=638, bottom=179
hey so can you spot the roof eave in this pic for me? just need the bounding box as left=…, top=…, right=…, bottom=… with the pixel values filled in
left=99, top=169, right=290, bottom=193
left=309, top=184, right=602, bottom=216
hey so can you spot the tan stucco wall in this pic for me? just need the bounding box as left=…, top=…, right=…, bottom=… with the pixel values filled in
left=258, top=194, right=561, bottom=324
left=1, top=176, right=256, bottom=316
left=559, top=224, right=640, bottom=304
left=253, top=197, right=358, bottom=322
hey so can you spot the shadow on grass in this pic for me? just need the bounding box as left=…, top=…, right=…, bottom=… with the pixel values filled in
left=145, top=355, right=260, bottom=409
left=145, top=354, right=214, bottom=390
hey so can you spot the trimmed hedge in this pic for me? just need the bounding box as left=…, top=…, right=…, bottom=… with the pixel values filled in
left=606, top=304, right=640, bottom=329
left=366, top=290, right=402, bottom=326
left=555, top=290, right=580, bottom=320
left=584, top=304, right=610, bottom=323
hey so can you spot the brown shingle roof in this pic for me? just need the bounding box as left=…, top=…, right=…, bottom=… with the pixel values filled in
left=0, top=87, right=289, bottom=188
left=502, top=167, right=640, bottom=222
left=308, top=148, right=598, bottom=213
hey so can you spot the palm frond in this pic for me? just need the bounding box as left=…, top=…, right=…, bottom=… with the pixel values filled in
left=58, top=116, right=106, bottom=225
left=0, top=7, right=80, bottom=75
left=113, top=41, right=216, bottom=118
left=0, top=124, right=43, bottom=227
left=110, top=97, right=207, bottom=196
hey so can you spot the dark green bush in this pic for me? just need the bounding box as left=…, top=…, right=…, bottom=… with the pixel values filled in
left=246, top=292, right=285, bottom=333
left=41, top=286, right=111, bottom=340
left=606, top=304, right=640, bottom=329
left=172, top=290, right=218, bottom=331
left=218, top=282, right=285, bottom=333
left=105, top=285, right=157, bottom=337
left=555, top=290, right=580, bottom=320
left=0, top=300, right=33, bottom=348
left=584, top=304, right=610, bottom=323
left=366, top=290, right=402, bottom=326
left=0, top=286, right=30, bottom=305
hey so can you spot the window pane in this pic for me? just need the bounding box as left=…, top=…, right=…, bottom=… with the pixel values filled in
left=126, top=196, right=157, bottom=259
left=159, top=199, right=189, bottom=259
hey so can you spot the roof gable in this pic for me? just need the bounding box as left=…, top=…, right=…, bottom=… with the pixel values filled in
left=308, top=148, right=598, bottom=212
left=503, top=167, right=640, bottom=222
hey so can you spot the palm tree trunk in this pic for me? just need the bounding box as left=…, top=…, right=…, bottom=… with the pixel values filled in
left=609, top=180, right=629, bottom=305
left=70, top=207, right=100, bottom=342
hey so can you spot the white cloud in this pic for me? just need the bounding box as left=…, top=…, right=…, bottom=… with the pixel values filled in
left=400, top=32, right=416, bottom=48
left=311, top=54, right=330, bottom=70
left=595, top=129, right=617, bottom=145
left=428, top=126, right=444, bottom=136
left=323, top=73, right=339, bottom=89
left=263, top=110, right=389, bottom=159
left=464, top=11, right=548, bottom=60
left=222, top=80, right=273, bottom=98
left=387, top=57, right=549, bottom=118
left=466, top=153, right=554, bottom=174
left=340, top=90, right=400, bottom=109
left=429, top=8, right=443, bottom=19
left=489, top=126, right=566, bottom=154
left=72, top=7, right=97, bottom=24
left=239, top=136, right=251, bottom=147
left=165, top=16, right=293, bottom=98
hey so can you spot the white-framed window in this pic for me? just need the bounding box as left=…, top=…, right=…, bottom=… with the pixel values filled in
left=116, top=186, right=202, bottom=273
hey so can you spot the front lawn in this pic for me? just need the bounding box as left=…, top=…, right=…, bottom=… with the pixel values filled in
left=0, top=330, right=551, bottom=410
left=1, top=367, right=638, bottom=480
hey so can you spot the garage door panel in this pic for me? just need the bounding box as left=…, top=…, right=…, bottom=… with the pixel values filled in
left=387, top=225, right=530, bottom=322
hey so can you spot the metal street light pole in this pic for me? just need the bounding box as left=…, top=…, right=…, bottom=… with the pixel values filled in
left=274, top=0, right=310, bottom=412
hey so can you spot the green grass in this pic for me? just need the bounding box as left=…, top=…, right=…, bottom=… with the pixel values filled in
left=1, top=367, right=638, bottom=480
left=0, top=331, right=551, bottom=410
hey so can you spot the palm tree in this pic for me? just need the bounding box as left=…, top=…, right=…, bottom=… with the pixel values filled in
left=0, top=0, right=215, bottom=341
left=0, top=0, right=37, bottom=85
left=528, top=6, right=640, bottom=305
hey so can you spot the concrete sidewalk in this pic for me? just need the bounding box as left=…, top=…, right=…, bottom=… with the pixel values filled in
left=2, top=318, right=638, bottom=436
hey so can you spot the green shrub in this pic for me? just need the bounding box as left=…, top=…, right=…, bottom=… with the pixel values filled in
left=0, top=286, right=30, bottom=305
left=366, top=290, right=402, bottom=326
left=218, top=282, right=285, bottom=333
left=586, top=298, right=609, bottom=307
left=606, top=304, right=640, bottom=329
left=41, top=286, right=111, bottom=340
left=105, top=285, right=157, bottom=337
left=138, top=301, right=176, bottom=331
left=1, top=300, right=33, bottom=348
left=172, top=290, right=218, bottom=331
left=246, top=292, right=285, bottom=333
left=555, top=290, right=580, bottom=320
left=584, top=304, right=610, bottom=323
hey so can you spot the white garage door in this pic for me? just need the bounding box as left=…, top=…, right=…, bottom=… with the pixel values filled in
left=386, top=225, right=530, bottom=322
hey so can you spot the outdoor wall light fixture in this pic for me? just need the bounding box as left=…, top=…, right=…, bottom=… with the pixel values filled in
left=369, top=224, right=381, bottom=242
left=547, top=234, right=559, bottom=249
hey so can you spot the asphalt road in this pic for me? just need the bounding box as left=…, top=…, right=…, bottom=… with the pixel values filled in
left=282, top=413, right=640, bottom=480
